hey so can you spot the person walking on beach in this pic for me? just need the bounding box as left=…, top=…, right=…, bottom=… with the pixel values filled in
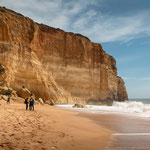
left=29, top=98, right=32, bottom=110
left=29, top=97, right=35, bottom=111
left=32, top=97, right=35, bottom=111
left=7, top=97, right=10, bottom=104
left=24, top=98, right=29, bottom=110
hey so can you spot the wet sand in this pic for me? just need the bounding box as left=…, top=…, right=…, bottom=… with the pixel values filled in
left=0, top=101, right=112, bottom=150
left=80, top=113, right=150, bottom=150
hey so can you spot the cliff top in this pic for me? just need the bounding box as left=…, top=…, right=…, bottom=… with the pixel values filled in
left=0, top=6, right=91, bottom=41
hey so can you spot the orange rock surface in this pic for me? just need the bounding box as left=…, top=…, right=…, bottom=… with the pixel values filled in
left=0, top=6, right=128, bottom=103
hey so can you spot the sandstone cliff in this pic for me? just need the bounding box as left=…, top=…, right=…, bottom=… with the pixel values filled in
left=0, top=6, right=128, bottom=104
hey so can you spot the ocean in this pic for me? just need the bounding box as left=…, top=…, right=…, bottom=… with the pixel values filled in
left=56, top=98, right=150, bottom=118
left=130, top=98, right=150, bottom=104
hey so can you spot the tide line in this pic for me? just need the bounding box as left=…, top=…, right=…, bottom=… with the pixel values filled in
left=113, top=133, right=150, bottom=136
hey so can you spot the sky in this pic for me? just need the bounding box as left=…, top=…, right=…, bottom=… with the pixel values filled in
left=0, top=0, right=150, bottom=98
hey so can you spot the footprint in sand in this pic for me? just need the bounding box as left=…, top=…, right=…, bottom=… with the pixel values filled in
left=10, top=133, right=15, bottom=137
left=15, top=137, right=21, bottom=141
left=37, top=140, right=43, bottom=144
left=58, top=132, right=66, bottom=138
left=4, top=130, right=7, bottom=133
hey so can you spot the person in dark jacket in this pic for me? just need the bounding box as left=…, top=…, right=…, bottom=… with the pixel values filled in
left=29, top=97, right=35, bottom=111
left=24, top=98, right=29, bottom=110
left=29, top=98, right=32, bottom=110
left=7, top=97, right=10, bottom=104
left=32, top=97, right=35, bottom=111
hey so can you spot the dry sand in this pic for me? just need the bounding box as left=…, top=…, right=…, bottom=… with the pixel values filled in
left=0, top=100, right=113, bottom=150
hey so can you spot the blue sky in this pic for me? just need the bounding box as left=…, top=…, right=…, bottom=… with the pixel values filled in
left=0, top=0, right=150, bottom=98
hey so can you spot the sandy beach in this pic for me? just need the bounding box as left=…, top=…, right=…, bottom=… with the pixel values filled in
left=1, top=100, right=150, bottom=150
left=0, top=100, right=113, bottom=150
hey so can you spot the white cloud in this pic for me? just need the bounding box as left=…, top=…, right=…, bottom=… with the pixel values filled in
left=0, top=0, right=99, bottom=30
left=73, top=11, right=150, bottom=43
left=0, top=0, right=69, bottom=29
left=0, top=0, right=150, bottom=43
left=72, top=10, right=97, bottom=30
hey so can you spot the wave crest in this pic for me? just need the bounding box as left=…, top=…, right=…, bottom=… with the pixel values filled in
left=57, top=101, right=150, bottom=118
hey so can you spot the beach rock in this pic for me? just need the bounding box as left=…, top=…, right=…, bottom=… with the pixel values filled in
left=1, top=95, right=8, bottom=101
left=38, top=98, right=44, bottom=105
left=73, top=103, right=87, bottom=108
left=45, top=100, right=50, bottom=105
left=45, top=100, right=55, bottom=106
left=49, top=99, right=55, bottom=106
left=0, top=86, right=12, bottom=95
left=11, top=96, right=24, bottom=103
left=0, top=6, right=128, bottom=104
left=10, top=90, right=18, bottom=97
left=16, top=87, right=31, bottom=99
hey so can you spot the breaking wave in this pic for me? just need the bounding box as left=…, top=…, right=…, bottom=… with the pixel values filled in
left=56, top=100, right=150, bottom=118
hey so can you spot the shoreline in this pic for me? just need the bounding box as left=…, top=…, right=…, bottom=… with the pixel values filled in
left=0, top=101, right=113, bottom=150
left=79, top=113, right=150, bottom=149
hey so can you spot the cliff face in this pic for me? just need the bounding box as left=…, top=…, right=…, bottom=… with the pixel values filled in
left=0, top=6, right=128, bottom=103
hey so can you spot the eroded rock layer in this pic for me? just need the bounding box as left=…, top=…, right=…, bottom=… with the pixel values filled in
left=0, top=6, right=128, bottom=103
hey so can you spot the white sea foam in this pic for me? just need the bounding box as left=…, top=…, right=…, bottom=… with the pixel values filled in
left=56, top=101, right=150, bottom=118
left=113, top=133, right=150, bottom=136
